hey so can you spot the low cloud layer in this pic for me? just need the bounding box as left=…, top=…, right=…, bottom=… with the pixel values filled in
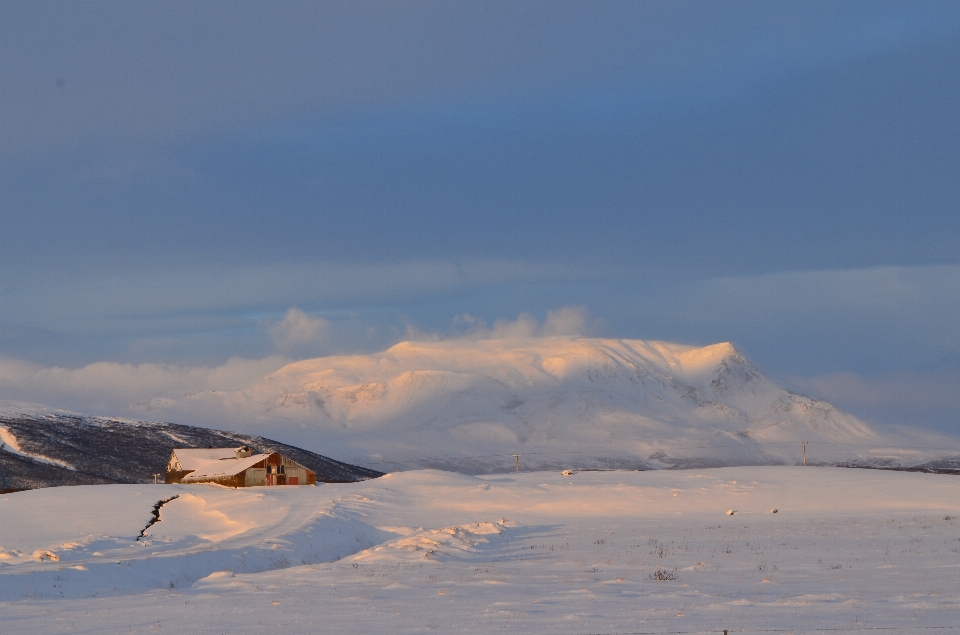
left=2, top=266, right=959, bottom=435
left=1, top=260, right=608, bottom=336
left=0, top=308, right=597, bottom=419
left=0, top=355, right=288, bottom=417
left=2, top=300, right=958, bottom=436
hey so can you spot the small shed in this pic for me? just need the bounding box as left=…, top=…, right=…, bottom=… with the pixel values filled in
left=165, top=446, right=316, bottom=487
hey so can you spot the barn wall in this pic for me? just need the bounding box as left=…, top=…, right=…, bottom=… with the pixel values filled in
left=246, top=467, right=267, bottom=486
left=165, top=470, right=192, bottom=484
left=197, top=474, right=243, bottom=487
left=265, top=453, right=317, bottom=485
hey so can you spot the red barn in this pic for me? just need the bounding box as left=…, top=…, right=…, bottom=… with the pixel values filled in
left=165, top=446, right=316, bottom=487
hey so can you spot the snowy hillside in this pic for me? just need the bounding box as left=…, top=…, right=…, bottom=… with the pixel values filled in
left=0, top=410, right=381, bottom=492
left=131, top=337, right=960, bottom=472
left=3, top=467, right=959, bottom=633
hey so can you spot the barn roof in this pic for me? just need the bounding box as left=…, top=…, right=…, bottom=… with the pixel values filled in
left=181, top=453, right=273, bottom=481
left=171, top=447, right=246, bottom=471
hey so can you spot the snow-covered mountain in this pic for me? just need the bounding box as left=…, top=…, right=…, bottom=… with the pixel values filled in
left=115, top=337, right=960, bottom=473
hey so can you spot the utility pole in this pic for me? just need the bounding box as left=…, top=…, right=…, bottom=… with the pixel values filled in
left=799, top=442, right=807, bottom=466
left=512, top=454, right=522, bottom=473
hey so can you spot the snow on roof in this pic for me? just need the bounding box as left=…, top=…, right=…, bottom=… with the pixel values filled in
left=172, top=447, right=247, bottom=471
left=181, top=454, right=273, bottom=481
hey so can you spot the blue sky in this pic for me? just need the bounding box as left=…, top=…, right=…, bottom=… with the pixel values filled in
left=2, top=1, right=959, bottom=433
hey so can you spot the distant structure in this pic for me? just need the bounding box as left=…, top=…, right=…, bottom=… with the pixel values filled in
left=165, top=446, right=316, bottom=487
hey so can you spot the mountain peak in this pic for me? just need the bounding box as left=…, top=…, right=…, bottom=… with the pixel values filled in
left=116, top=335, right=949, bottom=472
left=8, top=338, right=958, bottom=474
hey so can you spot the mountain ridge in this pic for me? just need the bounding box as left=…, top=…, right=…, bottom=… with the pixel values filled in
left=99, top=336, right=960, bottom=472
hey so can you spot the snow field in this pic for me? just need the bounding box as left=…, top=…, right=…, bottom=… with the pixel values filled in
left=2, top=467, right=959, bottom=634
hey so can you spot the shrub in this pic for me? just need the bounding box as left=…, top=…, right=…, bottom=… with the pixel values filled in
left=648, top=567, right=679, bottom=581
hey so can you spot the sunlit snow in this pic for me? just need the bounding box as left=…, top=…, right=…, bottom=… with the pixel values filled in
left=2, top=467, right=958, bottom=633
left=122, top=337, right=960, bottom=471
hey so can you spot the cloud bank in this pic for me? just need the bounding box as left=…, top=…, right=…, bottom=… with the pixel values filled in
left=0, top=355, right=289, bottom=417
left=2, top=264, right=959, bottom=436
left=0, top=308, right=597, bottom=419
left=2, top=260, right=609, bottom=332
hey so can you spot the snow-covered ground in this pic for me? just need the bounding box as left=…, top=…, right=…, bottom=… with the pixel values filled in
left=2, top=467, right=959, bottom=633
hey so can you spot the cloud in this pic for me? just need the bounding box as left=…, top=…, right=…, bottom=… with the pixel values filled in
left=631, top=264, right=960, bottom=374
left=0, top=355, right=288, bottom=417
left=3, top=302, right=959, bottom=436
left=2, top=260, right=612, bottom=335
left=268, top=308, right=329, bottom=352
left=3, top=263, right=959, bottom=437
left=694, top=265, right=960, bottom=320
left=0, top=306, right=593, bottom=419
left=412, top=306, right=596, bottom=341
left=473, top=313, right=540, bottom=339
left=790, top=371, right=960, bottom=434
left=541, top=306, right=593, bottom=336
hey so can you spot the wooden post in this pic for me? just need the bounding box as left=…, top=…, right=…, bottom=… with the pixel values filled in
left=800, top=441, right=807, bottom=466
left=512, top=454, right=521, bottom=473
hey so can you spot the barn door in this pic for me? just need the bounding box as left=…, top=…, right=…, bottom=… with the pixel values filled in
left=246, top=468, right=266, bottom=487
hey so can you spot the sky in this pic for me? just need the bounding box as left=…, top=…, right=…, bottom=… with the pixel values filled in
left=1, top=1, right=959, bottom=434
